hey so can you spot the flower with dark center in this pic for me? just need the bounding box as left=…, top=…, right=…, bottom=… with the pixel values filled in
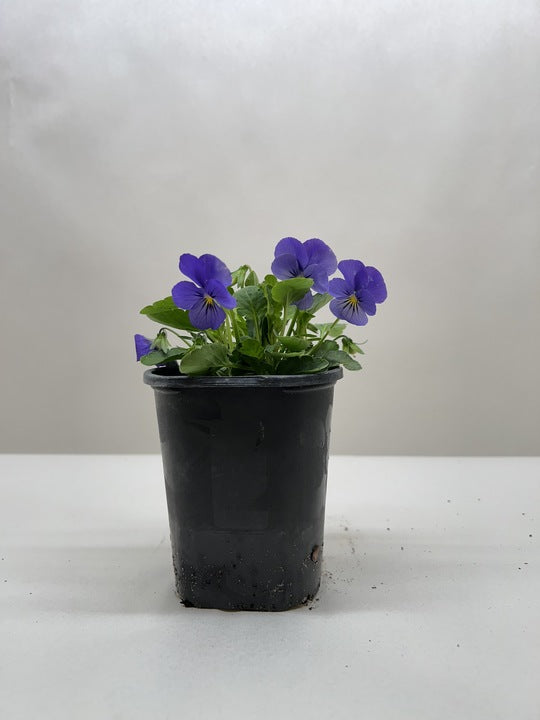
left=172, top=253, right=236, bottom=330
left=271, top=237, right=337, bottom=309
left=328, top=259, right=387, bottom=326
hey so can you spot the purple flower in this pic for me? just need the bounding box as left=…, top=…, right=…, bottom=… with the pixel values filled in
left=328, top=260, right=387, bottom=326
left=271, top=237, right=338, bottom=310
left=171, top=253, right=236, bottom=330
left=134, top=334, right=153, bottom=361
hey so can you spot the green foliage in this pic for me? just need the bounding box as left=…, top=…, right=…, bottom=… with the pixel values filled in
left=325, top=350, right=362, bottom=371
left=263, top=274, right=277, bottom=287
left=271, top=277, right=313, bottom=305
left=245, top=269, right=259, bottom=286
left=138, top=276, right=367, bottom=376
left=140, top=297, right=195, bottom=331
left=313, top=339, right=339, bottom=356
left=140, top=348, right=187, bottom=366
left=309, top=338, right=361, bottom=371
left=313, top=321, right=346, bottom=338
left=180, top=343, right=230, bottom=375
left=275, top=355, right=329, bottom=374
left=341, top=336, right=364, bottom=355
left=276, top=336, right=312, bottom=352
left=238, top=338, right=264, bottom=359
left=231, top=265, right=259, bottom=288
left=235, top=286, right=267, bottom=322
left=231, top=265, right=250, bottom=286
left=309, top=293, right=332, bottom=313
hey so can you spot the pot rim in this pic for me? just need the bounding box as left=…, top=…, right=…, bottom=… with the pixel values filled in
left=143, top=366, right=343, bottom=389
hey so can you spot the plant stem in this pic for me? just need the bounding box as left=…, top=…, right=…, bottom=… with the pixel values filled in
left=285, top=307, right=299, bottom=336
left=158, top=327, right=192, bottom=347
left=229, top=311, right=241, bottom=344
left=254, top=315, right=262, bottom=343
left=281, top=294, right=290, bottom=335
left=308, top=318, right=340, bottom=355
left=216, top=326, right=228, bottom=348
left=224, top=314, right=234, bottom=350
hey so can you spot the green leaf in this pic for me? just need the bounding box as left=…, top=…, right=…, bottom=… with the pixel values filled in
left=231, top=266, right=259, bottom=288
left=271, top=277, right=314, bottom=305
left=314, top=322, right=346, bottom=338
left=263, top=274, right=277, bottom=287
left=295, top=312, right=314, bottom=337
left=140, top=351, right=167, bottom=366
left=180, top=343, right=230, bottom=375
left=308, top=293, right=332, bottom=313
left=238, top=338, right=264, bottom=359
left=285, top=305, right=297, bottom=319
left=267, top=350, right=307, bottom=359
left=276, top=355, right=329, bottom=375
left=313, top=340, right=339, bottom=357
left=330, top=323, right=347, bottom=337
left=341, top=336, right=365, bottom=355
left=235, top=286, right=267, bottom=325
left=231, top=265, right=251, bottom=286
left=245, top=269, right=259, bottom=286
left=276, top=336, right=312, bottom=352
left=140, top=297, right=196, bottom=331
left=140, top=348, right=187, bottom=366
left=325, top=350, right=362, bottom=370
left=261, top=279, right=281, bottom=320
left=152, top=330, right=170, bottom=353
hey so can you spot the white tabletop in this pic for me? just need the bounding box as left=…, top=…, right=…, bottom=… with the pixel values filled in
left=1, top=455, right=539, bottom=719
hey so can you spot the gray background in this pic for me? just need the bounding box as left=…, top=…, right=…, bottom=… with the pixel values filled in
left=1, top=0, right=539, bottom=455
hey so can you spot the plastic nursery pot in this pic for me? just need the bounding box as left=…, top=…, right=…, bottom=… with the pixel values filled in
left=144, top=366, right=343, bottom=612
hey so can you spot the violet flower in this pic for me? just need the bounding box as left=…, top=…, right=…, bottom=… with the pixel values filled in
left=328, top=260, right=387, bottom=326
left=172, top=253, right=236, bottom=330
left=134, top=334, right=153, bottom=361
left=271, top=237, right=337, bottom=310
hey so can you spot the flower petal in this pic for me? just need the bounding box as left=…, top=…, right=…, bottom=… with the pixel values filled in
left=198, top=254, right=232, bottom=287
left=330, top=297, right=368, bottom=326
left=179, top=253, right=205, bottom=286
left=134, top=334, right=153, bottom=361
left=271, top=253, right=300, bottom=280
left=303, top=263, right=329, bottom=293
left=338, top=259, right=366, bottom=286
left=358, top=288, right=377, bottom=315
left=179, top=253, right=232, bottom=287
left=172, top=281, right=203, bottom=310
left=328, top=277, right=352, bottom=299
left=294, top=289, right=313, bottom=310
left=188, top=298, right=226, bottom=330
left=304, top=238, right=337, bottom=275
left=365, top=266, right=387, bottom=303
left=274, top=237, right=308, bottom=267
left=205, top=278, right=237, bottom=309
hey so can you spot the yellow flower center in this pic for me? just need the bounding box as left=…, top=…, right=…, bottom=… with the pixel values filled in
left=347, top=294, right=358, bottom=307
left=204, top=294, right=215, bottom=307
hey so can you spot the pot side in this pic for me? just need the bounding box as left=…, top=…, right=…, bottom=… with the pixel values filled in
left=144, top=368, right=343, bottom=611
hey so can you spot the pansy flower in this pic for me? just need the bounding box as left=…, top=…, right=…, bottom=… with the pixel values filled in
left=172, top=253, right=236, bottom=330
left=134, top=334, right=153, bottom=361
left=328, top=260, right=387, bottom=326
left=271, top=237, right=337, bottom=309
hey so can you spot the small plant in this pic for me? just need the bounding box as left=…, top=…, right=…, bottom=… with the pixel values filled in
left=135, top=237, right=387, bottom=376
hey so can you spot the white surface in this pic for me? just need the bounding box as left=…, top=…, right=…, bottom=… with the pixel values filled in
left=1, top=455, right=539, bottom=719
left=2, top=1, right=540, bottom=456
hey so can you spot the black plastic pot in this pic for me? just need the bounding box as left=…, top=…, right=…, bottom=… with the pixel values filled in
left=144, top=367, right=342, bottom=611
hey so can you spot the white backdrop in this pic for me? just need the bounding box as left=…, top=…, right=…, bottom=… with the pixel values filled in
left=1, top=0, right=539, bottom=454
